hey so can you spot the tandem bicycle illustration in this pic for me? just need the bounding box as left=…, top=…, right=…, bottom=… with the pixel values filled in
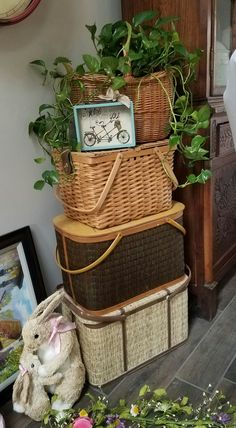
left=83, top=117, right=130, bottom=147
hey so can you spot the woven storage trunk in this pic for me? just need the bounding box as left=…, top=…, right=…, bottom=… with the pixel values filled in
left=63, top=271, right=190, bottom=385
left=53, top=141, right=178, bottom=229
left=70, top=71, right=174, bottom=143
left=54, top=201, right=185, bottom=311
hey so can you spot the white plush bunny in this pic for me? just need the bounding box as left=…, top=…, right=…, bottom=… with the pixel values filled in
left=12, top=351, right=63, bottom=421
left=21, top=289, right=85, bottom=411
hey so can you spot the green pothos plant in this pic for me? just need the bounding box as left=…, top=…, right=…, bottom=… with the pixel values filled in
left=29, top=9, right=212, bottom=190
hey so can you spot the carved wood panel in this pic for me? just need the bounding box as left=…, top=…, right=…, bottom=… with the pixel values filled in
left=213, top=155, right=236, bottom=264
left=217, top=123, right=235, bottom=156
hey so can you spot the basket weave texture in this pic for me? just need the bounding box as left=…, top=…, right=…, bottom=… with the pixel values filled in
left=70, top=72, right=173, bottom=143
left=54, top=202, right=185, bottom=311
left=53, top=141, right=176, bottom=229
left=64, top=273, right=189, bottom=386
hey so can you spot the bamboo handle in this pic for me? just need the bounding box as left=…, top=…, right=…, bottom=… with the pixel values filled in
left=56, top=152, right=123, bottom=214
left=55, top=233, right=123, bottom=274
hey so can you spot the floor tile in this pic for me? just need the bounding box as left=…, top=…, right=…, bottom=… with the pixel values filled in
left=218, top=267, right=236, bottom=311
left=167, top=378, right=205, bottom=405
left=223, top=355, right=236, bottom=383
left=215, top=377, right=236, bottom=404
left=177, top=296, right=236, bottom=390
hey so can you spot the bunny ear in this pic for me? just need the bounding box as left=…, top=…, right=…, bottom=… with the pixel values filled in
left=12, top=376, right=24, bottom=402
left=29, top=289, right=64, bottom=323
left=21, top=373, right=31, bottom=405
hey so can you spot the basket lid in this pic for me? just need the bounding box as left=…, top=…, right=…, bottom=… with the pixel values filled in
left=65, top=270, right=190, bottom=325
left=53, top=201, right=185, bottom=243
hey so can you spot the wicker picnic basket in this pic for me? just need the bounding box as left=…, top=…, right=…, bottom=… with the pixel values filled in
left=53, top=202, right=186, bottom=311
left=70, top=71, right=174, bottom=143
left=53, top=141, right=178, bottom=229
left=63, top=269, right=190, bottom=385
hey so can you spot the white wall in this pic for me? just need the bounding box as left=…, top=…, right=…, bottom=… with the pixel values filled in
left=0, top=0, right=121, bottom=294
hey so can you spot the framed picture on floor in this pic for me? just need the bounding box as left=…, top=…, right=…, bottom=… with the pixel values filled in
left=0, top=226, right=46, bottom=401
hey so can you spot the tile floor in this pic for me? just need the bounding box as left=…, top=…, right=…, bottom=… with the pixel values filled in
left=1, top=267, right=236, bottom=427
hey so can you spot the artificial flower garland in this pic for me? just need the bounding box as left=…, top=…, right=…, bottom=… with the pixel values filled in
left=42, top=385, right=236, bottom=428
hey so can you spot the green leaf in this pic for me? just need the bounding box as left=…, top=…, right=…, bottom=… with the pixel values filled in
left=169, top=134, right=181, bottom=148
left=85, top=23, right=97, bottom=43
left=128, top=50, right=143, bottom=61
left=28, top=121, right=35, bottom=135
left=191, top=135, right=207, bottom=148
left=34, top=180, right=45, bottom=190
left=99, top=23, right=113, bottom=41
left=34, top=157, right=46, bottom=164
left=76, top=64, right=85, bottom=75
left=82, top=54, right=100, bottom=73
left=53, top=56, right=72, bottom=66
left=101, top=56, right=119, bottom=74
left=181, top=396, right=189, bottom=406
left=197, top=105, right=211, bottom=121
left=197, top=169, right=212, bottom=183
left=39, top=104, right=54, bottom=114
left=118, top=57, right=131, bottom=75
left=182, top=405, right=192, bottom=415
left=153, top=388, right=167, bottom=399
left=173, top=42, right=188, bottom=57
left=155, top=16, right=179, bottom=27
left=111, top=76, right=126, bottom=90
left=113, top=24, right=127, bottom=41
left=42, top=170, right=59, bottom=186
left=139, top=384, right=150, bottom=397
left=30, top=59, right=46, bottom=68
left=174, top=95, right=188, bottom=111
left=132, top=10, right=157, bottom=27
left=198, top=120, right=210, bottom=129
left=119, top=399, right=126, bottom=406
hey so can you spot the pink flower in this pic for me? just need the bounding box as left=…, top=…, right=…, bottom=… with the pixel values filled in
left=73, top=416, right=94, bottom=428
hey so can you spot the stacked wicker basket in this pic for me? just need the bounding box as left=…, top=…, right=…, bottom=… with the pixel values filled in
left=53, top=73, right=190, bottom=386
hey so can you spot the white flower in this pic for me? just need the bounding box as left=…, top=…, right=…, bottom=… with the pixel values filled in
left=130, top=404, right=140, bottom=417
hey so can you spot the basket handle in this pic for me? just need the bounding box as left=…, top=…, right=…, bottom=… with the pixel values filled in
left=55, top=233, right=123, bottom=274
left=166, top=218, right=186, bottom=235
left=55, top=152, right=123, bottom=214
left=55, top=219, right=185, bottom=276
left=154, top=147, right=179, bottom=190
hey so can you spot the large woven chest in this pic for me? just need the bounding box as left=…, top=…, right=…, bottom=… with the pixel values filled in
left=64, top=271, right=190, bottom=386
left=54, top=202, right=186, bottom=311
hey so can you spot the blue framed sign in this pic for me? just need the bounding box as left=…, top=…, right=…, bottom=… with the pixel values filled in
left=73, top=101, right=136, bottom=151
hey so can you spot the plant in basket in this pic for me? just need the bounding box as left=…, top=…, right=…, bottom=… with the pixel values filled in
left=29, top=10, right=211, bottom=190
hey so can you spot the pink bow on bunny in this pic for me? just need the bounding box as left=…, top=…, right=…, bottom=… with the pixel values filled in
left=19, top=363, right=28, bottom=377
left=48, top=315, right=76, bottom=354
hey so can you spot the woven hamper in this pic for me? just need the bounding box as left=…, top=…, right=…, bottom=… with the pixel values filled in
left=53, top=141, right=178, bottom=229
left=70, top=71, right=174, bottom=143
left=63, top=270, right=190, bottom=386
left=54, top=201, right=186, bottom=311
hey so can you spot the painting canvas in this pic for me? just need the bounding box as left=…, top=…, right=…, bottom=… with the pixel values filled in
left=0, top=226, right=45, bottom=396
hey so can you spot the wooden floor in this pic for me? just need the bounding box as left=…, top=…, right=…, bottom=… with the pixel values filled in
left=1, top=267, right=236, bottom=427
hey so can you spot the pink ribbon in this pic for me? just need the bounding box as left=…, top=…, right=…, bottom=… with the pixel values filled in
left=48, top=315, right=76, bottom=354
left=19, top=363, right=28, bottom=377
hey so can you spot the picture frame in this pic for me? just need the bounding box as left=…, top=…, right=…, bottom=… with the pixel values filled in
left=0, top=226, right=46, bottom=402
left=73, top=101, right=136, bottom=151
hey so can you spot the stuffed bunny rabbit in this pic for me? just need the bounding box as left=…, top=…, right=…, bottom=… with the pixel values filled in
left=12, top=351, right=63, bottom=421
left=21, top=289, right=85, bottom=411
